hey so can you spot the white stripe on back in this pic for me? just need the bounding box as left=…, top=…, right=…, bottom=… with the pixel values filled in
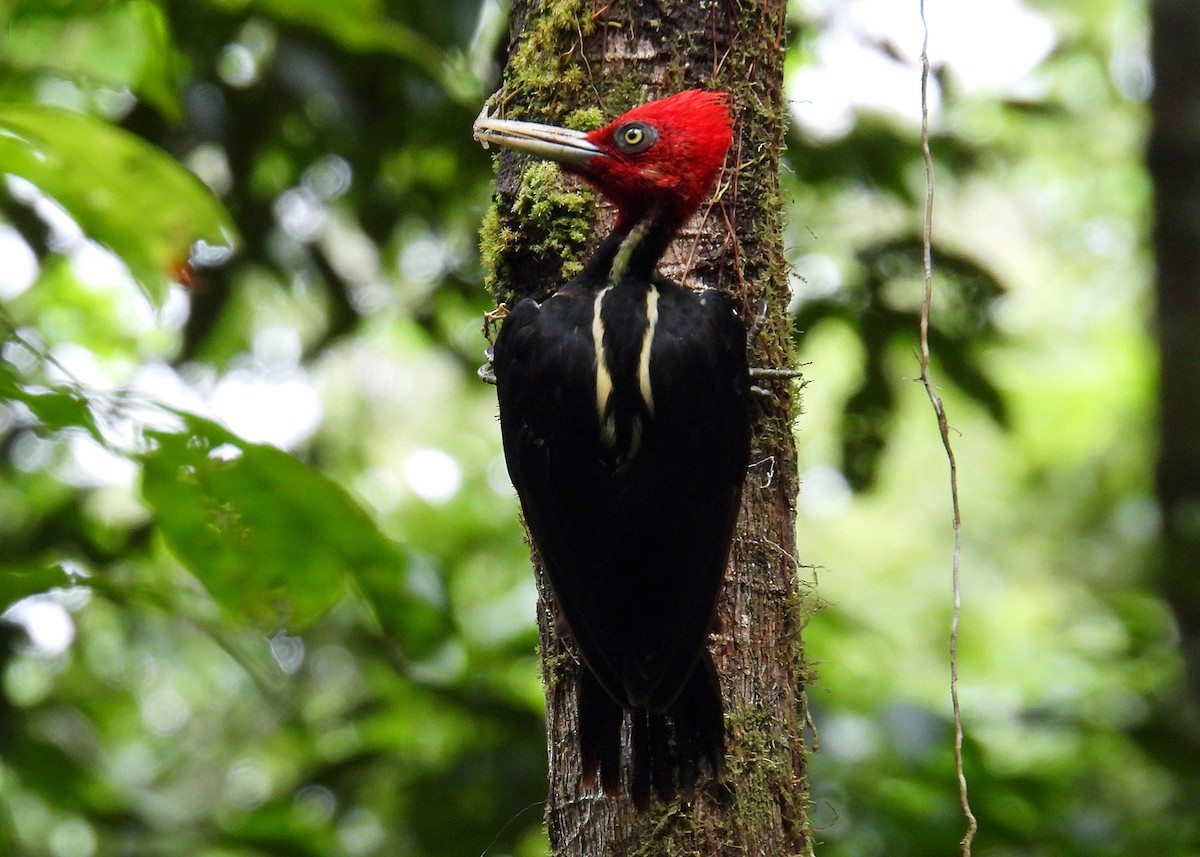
left=592, top=285, right=616, bottom=446
left=637, top=286, right=659, bottom=415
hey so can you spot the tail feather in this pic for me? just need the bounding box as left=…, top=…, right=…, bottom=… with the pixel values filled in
left=676, top=652, right=726, bottom=783
left=675, top=709, right=700, bottom=799
left=579, top=668, right=623, bottom=795
left=577, top=653, right=725, bottom=808
left=648, top=711, right=676, bottom=803
left=630, top=709, right=652, bottom=809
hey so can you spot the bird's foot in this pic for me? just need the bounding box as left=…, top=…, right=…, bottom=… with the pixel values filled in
left=745, top=299, right=804, bottom=397
left=482, top=303, right=509, bottom=336
left=478, top=304, right=510, bottom=386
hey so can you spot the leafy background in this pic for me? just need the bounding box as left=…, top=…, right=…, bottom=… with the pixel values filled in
left=1, top=0, right=1193, bottom=856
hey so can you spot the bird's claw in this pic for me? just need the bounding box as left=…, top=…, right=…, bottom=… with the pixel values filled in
left=746, top=297, right=769, bottom=343
left=478, top=344, right=497, bottom=385
left=749, top=366, right=804, bottom=380
left=748, top=365, right=804, bottom=399
left=744, top=300, right=802, bottom=397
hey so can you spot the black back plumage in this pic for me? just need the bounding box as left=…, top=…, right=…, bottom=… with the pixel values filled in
left=493, top=228, right=751, bottom=805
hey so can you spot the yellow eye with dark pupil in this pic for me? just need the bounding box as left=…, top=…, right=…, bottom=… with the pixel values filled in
left=615, top=123, right=658, bottom=152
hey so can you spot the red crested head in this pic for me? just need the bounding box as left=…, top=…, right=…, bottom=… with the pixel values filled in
left=575, top=90, right=733, bottom=229
left=473, top=89, right=734, bottom=233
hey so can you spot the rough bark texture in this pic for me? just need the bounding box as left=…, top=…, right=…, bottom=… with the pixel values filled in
left=480, top=0, right=809, bottom=853
left=1149, top=0, right=1200, bottom=705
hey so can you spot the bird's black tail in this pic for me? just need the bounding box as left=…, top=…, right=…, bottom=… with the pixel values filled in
left=578, top=654, right=725, bottom=809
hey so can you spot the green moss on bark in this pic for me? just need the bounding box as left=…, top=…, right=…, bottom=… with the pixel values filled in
left=479, top=160, right=596, bottom=303
left=499, top=0, right=595, bottom=119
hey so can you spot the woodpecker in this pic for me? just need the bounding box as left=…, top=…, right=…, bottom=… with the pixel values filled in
left=474, top=91, right=750, bottom=808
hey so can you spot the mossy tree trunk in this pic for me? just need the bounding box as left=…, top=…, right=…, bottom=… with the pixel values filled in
left=480, top=0, right=809, bottom=853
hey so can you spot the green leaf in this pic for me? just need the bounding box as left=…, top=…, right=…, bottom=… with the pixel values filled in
left=3, top=0, right=183, bottom=120
left=206, top=0, right=478, bottom=102
left=140, top=413, right=444, bottom=647
left=231, top=0, right=441, bottom=60
left=0, top=369, right=103, bottom=442
left=0, top=104, right=237, bottom=304
left=0, top=564, right=74, bottom=611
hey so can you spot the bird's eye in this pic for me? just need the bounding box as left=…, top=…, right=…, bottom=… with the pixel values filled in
left=614, top=122, right=658, bottom=154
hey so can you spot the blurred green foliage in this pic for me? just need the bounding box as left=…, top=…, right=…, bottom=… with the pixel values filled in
left=0, top=0, right=1195, bottom=855
left=0, top=103, right=236, bottom=302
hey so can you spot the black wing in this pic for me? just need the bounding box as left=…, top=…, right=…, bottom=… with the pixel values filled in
left=494, top=281, right=750, bottom=712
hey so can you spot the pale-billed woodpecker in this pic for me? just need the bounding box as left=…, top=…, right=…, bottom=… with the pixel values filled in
left=474, top=90, right=750, bottom=808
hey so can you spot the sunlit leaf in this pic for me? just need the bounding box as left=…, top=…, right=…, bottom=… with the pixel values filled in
left=0, top=368, right=103, bottom=442
left=140, top=413, right=444, bottom=647
left=3, top=0, right=183, bottom=119
left=0, top=564, right=73, bottom=610
left=0, top=104, right=237, bottom=304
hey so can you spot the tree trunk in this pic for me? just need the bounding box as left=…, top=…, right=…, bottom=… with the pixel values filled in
left=1149, top=0, right=1200, bottom=707
left=481, top=0, right=809, bottom=853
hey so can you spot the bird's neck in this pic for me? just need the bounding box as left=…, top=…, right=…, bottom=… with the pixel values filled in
left=582, top=208, right=685, bottom=288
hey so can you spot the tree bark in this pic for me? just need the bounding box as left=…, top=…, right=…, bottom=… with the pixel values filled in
left=481, top=0, right=809, bottom=853
left=1149, top=0, right=1200, bottom=707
